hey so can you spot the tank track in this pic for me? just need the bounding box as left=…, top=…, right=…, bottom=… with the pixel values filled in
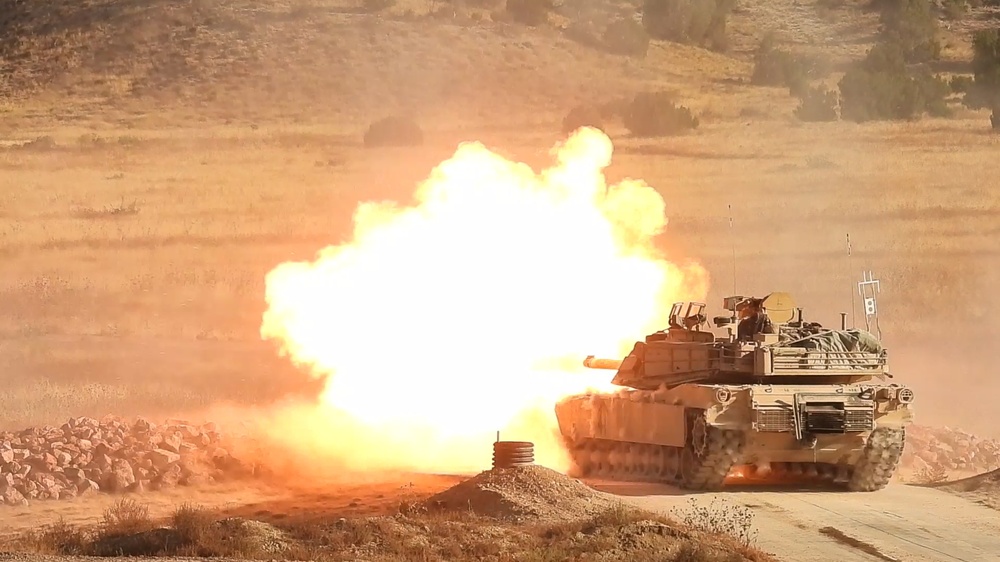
left=565, top=395, right=746, bottom=492
left=562, top=393, right=906, bottom=492
left=846, top=427, right=906, bottom=492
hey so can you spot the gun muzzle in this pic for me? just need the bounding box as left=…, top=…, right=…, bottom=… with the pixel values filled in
left=583, top=355, right=622, bottom=370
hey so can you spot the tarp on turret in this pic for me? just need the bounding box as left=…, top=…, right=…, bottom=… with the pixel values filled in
left=776, top=327, right=884, bottom=368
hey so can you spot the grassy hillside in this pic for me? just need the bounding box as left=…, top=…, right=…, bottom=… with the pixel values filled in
left=2, top=0, right=992, bottom=132
left=0, top=0, right=901, bottom=130
left=0, top=0, right=726, bottom=127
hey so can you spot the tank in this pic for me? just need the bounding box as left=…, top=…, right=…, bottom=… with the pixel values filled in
left=554, top=291, right=914, bottom=492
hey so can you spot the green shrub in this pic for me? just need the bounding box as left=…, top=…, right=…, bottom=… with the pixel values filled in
left=598, top=97, right=633, bottom=119
left=964, top=28, right=1000, bottom=129
left=795, top=86, right=840, bottom=121
left=363, top=116, right=424, bottom=147
left=950, top=74, right=974, bottom=94
left=623, top=91, right=699, bottom=136
left=562, top=105, right=606, bottom=134
left=460, top=0, right=503, bottom=7
left=602, top=17, right=651, bottom=58
left=506, top=0, right=553, bottom=26
left=838, top=42, right=950, bottom=121
left=940, top=0, right=969, bottom=19
left=915, top=69, right=953, bottom=117
left=876, top=0, right=941, bottom=63
left=965, top=28, right=1000, bottom=109
left=363, top=0, right=397, bottom=12
left=641, top=0, right=736, bottom=51
left=98, top=498, right=155, bottom=539
left=750, top=34, right=825, bottom=94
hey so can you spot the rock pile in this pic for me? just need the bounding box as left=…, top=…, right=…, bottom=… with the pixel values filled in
left=4, top=415, right=998, bottom=507
left=901, top=425, right=1000, bottom=481
left=0, top=415, right=256, bottom=506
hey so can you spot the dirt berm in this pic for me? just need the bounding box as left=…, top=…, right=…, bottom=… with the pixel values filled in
left=422, top=465, right=619, bottom=522
left=924, top=468, right=1000, bottom=511
left=6, top=465, right=776, bottom=562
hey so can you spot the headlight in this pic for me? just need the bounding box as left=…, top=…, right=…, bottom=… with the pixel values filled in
left=715, top=388, right=733, bottom=403
left=897, top=388, right=915, bottom=404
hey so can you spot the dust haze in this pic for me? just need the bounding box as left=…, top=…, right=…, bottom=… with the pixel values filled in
left=1, top=1, right=999, bottom=553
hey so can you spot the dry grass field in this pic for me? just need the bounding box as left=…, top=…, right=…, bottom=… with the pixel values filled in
left=1, top=0, right=999, bottom=434
left=3, top=491, right=774, bottom=562
left=1, top=0, right=999, bottom=560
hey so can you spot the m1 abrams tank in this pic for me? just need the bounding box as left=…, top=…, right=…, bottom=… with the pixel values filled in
left=554, top=291, right=914, bottom=492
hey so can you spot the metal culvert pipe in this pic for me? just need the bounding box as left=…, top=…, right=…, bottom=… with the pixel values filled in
left=492, top=441, right=535, bottom=469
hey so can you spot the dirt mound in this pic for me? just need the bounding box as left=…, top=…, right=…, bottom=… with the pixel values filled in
left=9, top=503, right=776, bottom=562
left=930, top=468, right=1000, bottom=511
left=423, top=465, right=616, bottom=522
left=942, top=468, right=1000, bottom=489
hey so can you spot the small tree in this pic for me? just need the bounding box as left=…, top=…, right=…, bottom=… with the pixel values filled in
left=363, top=0, right=397, bottom=12
left=950, top=75, right=974, bottom=95
left=363, top=116, right=424, bottom=147
left=915, top=464, right=949, bottom=484
left=940, top=0, right=969, bottom=20
left=602, top=17, right=651, bottom=58
left=876, top=0, right=941, bottom=63
left=966, top=29, right=1000, bottom=107
left=505, top=0, right=553, bottom=26
left=623, top=91, right=699, bottom=136
left=795, top=86, right=840, bottom=121
left=750, top=34, right=820, bottom=95
left=562, top=105, right=605, bottom=134
left=642, top=0, right=735, bottom=51
left=838, top=41, right=949, bottom=121
left=965, top=29, right=1000, bottom=129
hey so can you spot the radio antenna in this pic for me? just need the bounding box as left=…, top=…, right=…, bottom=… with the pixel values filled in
left=728, top=204, right=737, bottom=296
left=858, top=271, right=882, bottom=339
left=847, top=233, right=856, bottom=329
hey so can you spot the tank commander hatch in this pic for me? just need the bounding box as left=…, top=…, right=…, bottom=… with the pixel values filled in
left=736, top=297, right=774, bottom=340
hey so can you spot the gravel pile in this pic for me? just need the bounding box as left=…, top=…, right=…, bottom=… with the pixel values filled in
left=0, top=416, right=256, bottom=506
left=902, top=425, right=1000, bottom=479
left=423, top=465, right=616, bottom=522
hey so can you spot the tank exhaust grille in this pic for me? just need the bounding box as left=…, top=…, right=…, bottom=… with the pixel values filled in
left=843, top=408, right=875, bottom=432
left=755, top=408, right=793, bottom=432
left=755, top=404, right=874, bottom=433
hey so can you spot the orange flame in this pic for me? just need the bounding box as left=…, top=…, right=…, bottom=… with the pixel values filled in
left=257, top=127, right=709, bottom=475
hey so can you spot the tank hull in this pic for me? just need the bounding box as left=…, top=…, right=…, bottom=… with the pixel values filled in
left=554, top=382, right=912, bottom=491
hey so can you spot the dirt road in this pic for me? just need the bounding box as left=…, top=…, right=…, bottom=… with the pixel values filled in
left=591, top=480, right=1000, bottom=562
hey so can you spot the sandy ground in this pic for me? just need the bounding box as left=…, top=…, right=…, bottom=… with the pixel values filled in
left=598, top=480, right=1000, bottom=562
left=928, top=469, right=1000, bottom=512
left=0, top=473, right=466, bottom=539
left=4, top=473, right=998, bottom=561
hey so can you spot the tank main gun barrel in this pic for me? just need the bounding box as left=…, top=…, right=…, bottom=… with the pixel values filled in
left=583, top=355, right=622, bottom=370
